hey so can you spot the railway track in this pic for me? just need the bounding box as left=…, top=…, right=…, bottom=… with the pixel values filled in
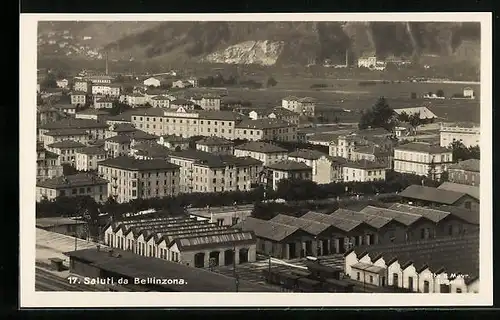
left=35, top=268, right=102, bottom=292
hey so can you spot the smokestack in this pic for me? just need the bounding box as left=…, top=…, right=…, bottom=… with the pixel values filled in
left=345, top=50, right=349, bottom=67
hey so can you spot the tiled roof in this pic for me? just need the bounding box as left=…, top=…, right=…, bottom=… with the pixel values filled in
left=131, top=143, right=172, bottom=159
left=267, top=160, right=312, bottom=171
left=105, top=135, right=132, bottom=144
left=235, top=118, right=294, bottom=129
left=76, top=146, right=106, bottom=155
left=151, top=95, right=170, bottom=101
left=300, top=211, right=365, bottom=232
left=359, top=206, right=424, bottom=226
left=266, top=107, right=298, bottom=117
left=388, top=203, right=450, bottom=223
left=173, top=230, right=255, bottom=251
left=129, top=108, right=166, bottom=117
left=195, top=136, right=234, bottom=146
left=198, top=111, right=248, bottom=121
left=353, top=145, right=391, bottom=157
left=350, top=232, right=479, bottom=278
left=269, top=214, right=332, bottom=236
left=40, top=118, right=109, bottom=130
left=234, top=217, right=302, bottom=241
left=44, top=128, right=89, bottom=136
left=111, top=123, right=137, bottom=132
left=77, top=109, right=109, bottom=115
left=235, top=141, right=287, bottom=153
left=329, top=208, right=393, bottom=229
left=288, top=149, right=326, bottom=160
left=437, top=205, right=480, bottom=225
left=343, top=159, right=388, bottom=170
left=127, top=130, right=159, bottom=141
left=64, top=248, right=276, bottom=292
left=171, top=149, right=262, bottom=168
left=47, top=140, right=87, bottom=149
left=36, top=173, right=108, bottom=189
left=448, top=159, right=480, bottom=172
left=395, top=142, right=450, bottom=154
left=171, top=99, right=194, bottom=105
left=438, top=182, right=479, bottom=200
left=98, top=156, right=180, bottom=171
left=399, top=185, right=467, bottom=205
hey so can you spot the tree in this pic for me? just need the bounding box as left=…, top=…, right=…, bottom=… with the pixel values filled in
left=266, top=76, right=278, bottom=87
left=451, top=141, right=480, bottom=161
left=41, top=73, right=58, bottom=89
left=408, top=112, right=422, bottom=135
left=358, top=97, right=396, bottom=131
left=436, top=89, right=445, bottom=97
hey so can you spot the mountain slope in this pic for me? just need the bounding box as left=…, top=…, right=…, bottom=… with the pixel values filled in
left=38, top=21, right=481, bottom=68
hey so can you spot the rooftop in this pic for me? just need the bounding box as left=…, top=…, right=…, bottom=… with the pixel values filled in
left=170, top=149, right=262, bottom=168
left=395, top=142, right=450, bottom=154
left=393, top=106, right=437, bottom=119
left=40, top=118, right=109, bottom=130
left=359, top=206, right=426, bottom=226
left=110, top=123, right=137, bottom=132
left=98, top=156, right=180, bottom=171
left=36, top=173, right=108, bottom=189
left=233, top=217, right=303, bottom=241
left=77, top=109, right=110, bottom=116
left=47, top=140, right=87, bottom=149
left=44, top=128, right=89, bottom=136
left=198, top=111, right=248, bottom=122
left=171, top=99, right=194, bottom=105
left=329, top=208, right=393, bottom=229
left=195, top=136, right=234, bottom=146
left=448, top=159, right=480, bottom=172
left=105, top=134, right=132, bottom=144
left=300, top=211, right=366, bottom=232
left=64, top=248, right=276, bottom=292
left=131, top=142, right=172, bottom=159
left=235, top=141, right=287, bottom=154
left=269, top=214, right=332, bottom=236
left=53, top=103, right=77, bottom=110
left=267, top=160, right=312, bottom=171
left=438, top=182, right=479, bottom=200
left=288, top=149, right=327, bottom=160
left=236, top=118, right=294, bottom=130
left=159, top=135, right=190, bottom=143
left=343, top=159, right=388, bottom=170
left=399, top=185, right=468, bottom=205
left=348, top=232, right=479, bottom=280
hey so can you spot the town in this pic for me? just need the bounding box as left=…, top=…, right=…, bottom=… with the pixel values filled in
left=34, top=28, right=481, bottom=294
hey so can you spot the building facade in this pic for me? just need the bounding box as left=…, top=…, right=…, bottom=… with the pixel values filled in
left=75, top=147, right=107, bottom=171
left=266, top=160, right=313, bottom=190
left=447, top=159, right=480, bottom=186
left=234, top=141, right=288, bottom=166
left=37, top=145, right=64, bottom=181
left=195, top=137, right=234, bottom=155
left=342, top=160, right=387, bottom=182
left=36, top=173, right=108, bottom=203
left=439, top=123, right=480, bottom=148
left=394, top=142, right=453, bottom=180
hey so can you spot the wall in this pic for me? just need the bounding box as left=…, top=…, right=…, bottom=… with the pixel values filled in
left=448, top=169, right=480, bottom=186
left=453, top=195, right=480, bottom=212
left=377, top=222, right=408, bottom=245
left=179, top=244, right=257, bottom=267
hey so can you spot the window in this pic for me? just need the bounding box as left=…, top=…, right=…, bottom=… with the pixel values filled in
left=464, top=201, right=472, bottom=210
left=456, top=288, right=462, bottom=293
left=72, top=188, right=77, bottom=195
left=217, top=218, right=224, bottom=226
left=231, top=217, right=240, bottom=225
left=408, top=276, right=414, bottom=291
left=369, top=275, right=373, bottom=283
left=356, top=272, right=360, bottom=281
left=423, top=280, right=430, bottom=293
left=392, top=273, right=399, bottom=287
left=420, top=228, right=425, bottom=239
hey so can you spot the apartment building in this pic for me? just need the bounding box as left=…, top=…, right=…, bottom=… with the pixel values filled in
left=125, top=93, right=147, bottom=106
left=150, top=96, right=171, bottom=108
left=38, top=118, right=108, bottom=142
left=235, top=118, right=298, bottom=142
left=73, top=80, right=90, bottom=93
left=157, top=135, right=190, bottom=150
left=104, top=135, right=132, bottom=158
left=287, top=149, right=327, bottom=176
left=188, top=94, right=221, bottom=111
left=447, top=159, right=480, bottom=186
left=95, top=97, right=114, bottom=109
left=329, top=134, right=371, bottom=159
left=248, top=107, right=300, bottom=125
left=170, top=99, right=198, bottom=110
left=37, top=145, right=63, bottom=181
left=41, top=128, right=90, bottom=147
left=53, top=103, right=77, bottom=115
left=46, top=140, right=87, bottom=165
left=233, top=141, right=288, bottom=166
left=266, top=160, right=313, bottom=190
left=86, top=75, right=114, bottom=84
left=195, top=136, right=234, bottom=155
left=440, top=122, right=480, bottom=148
left=75, top=146, right=107, bottom=171
left=281, top=96, right=316, bottom=116
left=91, top=84, right=121, bottom=97
left=314, top=155, right=346, bottom=184
left=130, top=108, right=247, bottom=139
left=97, top=156, right=181, bottom=203
left=394, top=142, right=453, bottom=180
left=342, top=159, right=387, bottom=182
left=70, top=92, right=86, bottom=105
left=168, top=150, right=263, bottom=194
left=351, top=145, right=393, bottom=169
left=36, top=173, right=108, bottom=203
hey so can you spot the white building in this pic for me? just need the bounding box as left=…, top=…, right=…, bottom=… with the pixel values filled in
left=56, top=79, right=69, bottom=89
left=281, top=96, right=316, bottom=116
left=357, top=56, right=377, bottom=68
left=126, top=93, right=147, bottom=106
left=463, top=87, right=475, bottom=99
left=143, top=77, right=161, bottom=87
left=342, top=160, right=387, bottom=182
left=265, top=160, right=313, bottom=190
left=394, top=142, right=453, bottom=180
left=439, top=122, right=480, bottom=148
left=75, top=146, right=107, bottom=171
left=234, top=141, right=288, bottom=166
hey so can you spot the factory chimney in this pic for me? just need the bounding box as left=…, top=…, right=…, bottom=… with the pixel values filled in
left=105, top=52, right=109, bottom=75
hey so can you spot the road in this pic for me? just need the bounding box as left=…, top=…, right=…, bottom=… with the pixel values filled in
left=35, top=267, right=102, bottom=292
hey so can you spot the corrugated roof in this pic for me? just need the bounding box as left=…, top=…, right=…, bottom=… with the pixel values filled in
left=359, top=206, right=423, bottom=226
left=388, top=203, right=450, bottom=223
left=300, top=211, right=364, bottom=232
left=175, top=231, right=255, bottom=251
left=438, top=182, right=479, bottom=200
left=270, top=214, right=331, bottom=235
left=330, top=209, right=393, bottom=229
left=351, top=233, right=479, bottom=278
left=234, top=217, right=302, bottom=241
left=399, top=185, right=467, bottom=205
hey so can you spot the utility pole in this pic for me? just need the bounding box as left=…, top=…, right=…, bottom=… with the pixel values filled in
left=233, top=243, right=239, bottom=292
left=268, top=253, right=272, bottom=283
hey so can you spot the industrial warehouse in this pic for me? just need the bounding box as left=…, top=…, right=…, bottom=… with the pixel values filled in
left=233, top=204, right=479, bottom=260
left=103, top=213, right=257, bottom=268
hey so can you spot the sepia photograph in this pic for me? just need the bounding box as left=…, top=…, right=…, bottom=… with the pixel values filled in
left=20, top=13, right=492, bottom=307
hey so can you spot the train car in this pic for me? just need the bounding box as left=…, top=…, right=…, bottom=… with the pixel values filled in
left=305, top=261, right=344, bottom=280
left=323, top=278, right=355, bottom=293
left=296, top=277, right=323, bottom=292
